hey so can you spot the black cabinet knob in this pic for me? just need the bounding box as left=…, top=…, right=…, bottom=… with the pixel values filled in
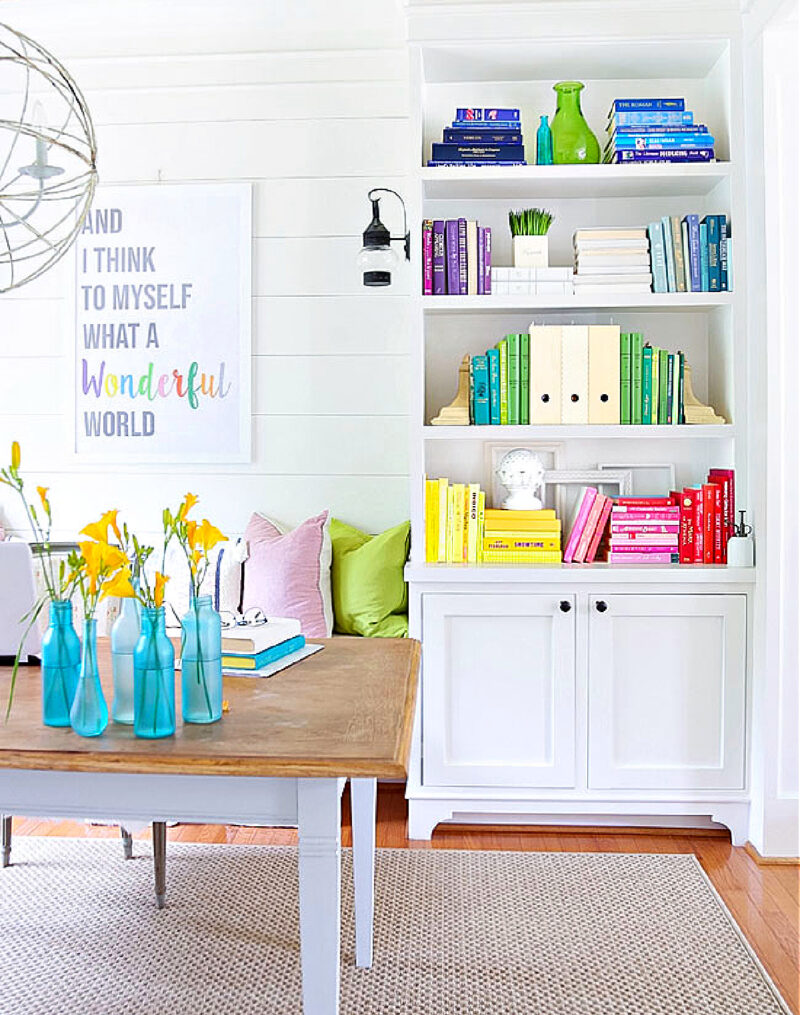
left=559, top=600, right=571, bottom=613
left=595, top=600, right=608, bottom=613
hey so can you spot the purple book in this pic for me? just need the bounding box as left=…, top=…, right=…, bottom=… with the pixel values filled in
left=684, top=214, right=701, bottom=292
left=445, top=220, right=459, bottom=294
left=457, top=218, right=467, bottom=295
left=477, top=227, right=485, bottom=295
left=484, top=227, right=492, bottom=294
left=422, top=220, right=433, bottom=295
left=609, top=148, right=715, bottom=163
left=432, top=220, right=445, bottom=294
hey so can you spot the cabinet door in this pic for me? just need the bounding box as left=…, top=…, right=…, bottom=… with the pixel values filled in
left=422, top=593, right=575, bottom=788
left=588, top=594, right=746, bottom=790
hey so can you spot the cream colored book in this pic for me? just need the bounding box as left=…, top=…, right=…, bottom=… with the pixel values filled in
left=466, top=483, right=480, bottom=563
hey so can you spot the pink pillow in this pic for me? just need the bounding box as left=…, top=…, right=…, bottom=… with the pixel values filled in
left=242, top=511, right=333, bottom=637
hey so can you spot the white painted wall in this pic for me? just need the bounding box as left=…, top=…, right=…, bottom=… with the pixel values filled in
left=0, top=0, right=411, bottom=541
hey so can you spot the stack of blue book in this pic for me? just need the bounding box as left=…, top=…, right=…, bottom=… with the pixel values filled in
left=428, top=108, right=527, bottom=167
left=604, top=99, right=716, bottom=164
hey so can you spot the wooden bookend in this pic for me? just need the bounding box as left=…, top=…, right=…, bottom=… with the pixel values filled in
left=431, top=354, right=471, bottom=426
left=683, top=363, right=726, bottom=424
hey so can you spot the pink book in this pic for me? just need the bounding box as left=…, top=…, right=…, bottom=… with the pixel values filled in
left=563, top=487, right=597, bottom=563
left=609, top=552, right=679, bottom=563
left=422, top=220, right=433, bottom=294
left=575, top=493, right=606, bottom=563
left=586, top=496, right=613, bottom=563
left=610, top=510, right=680, bottom=521
left=611, top=522, right=679, bottom=533
left=610, top=543, right=679, bottom=552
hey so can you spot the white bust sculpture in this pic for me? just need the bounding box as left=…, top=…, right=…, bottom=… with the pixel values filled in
left=496, top=448, right=546, bottom=511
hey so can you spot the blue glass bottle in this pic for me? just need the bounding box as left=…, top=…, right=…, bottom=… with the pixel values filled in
left=536, top=114, right=554, bottom=165
left=181, top=595, right=222, bottom=724
left=111, top=595, right=141, bottom=724
left=41, top=600, right=80, bottom=727
left=69, top=618, right=108, bottom=737
left=133, top=606, right=175, bottom=739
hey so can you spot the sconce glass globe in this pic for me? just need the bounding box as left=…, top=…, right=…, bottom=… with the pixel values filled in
left=356, top=243, right=398, bottom=287
left=0, top=23, right=98, bottom=292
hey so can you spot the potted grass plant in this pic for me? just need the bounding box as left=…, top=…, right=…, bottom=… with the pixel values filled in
left=509, top=207, right=553, bottom=268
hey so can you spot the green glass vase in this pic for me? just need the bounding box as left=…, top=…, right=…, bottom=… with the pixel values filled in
left=551, top=81, right=600, bottom=164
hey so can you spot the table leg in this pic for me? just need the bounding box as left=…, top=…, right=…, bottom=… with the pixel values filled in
left=120, top=826, right=133, bottom=860
left=1, top=815, right=11, bottom=868
left=297, top=778, right=341, bottom=1015
left=152, top=821, right=167, bottom=909
left=350, top=778, right=376, bottom=969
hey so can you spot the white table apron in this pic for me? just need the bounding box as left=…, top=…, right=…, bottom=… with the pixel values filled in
left=0, top=769, right=378, bottom=1015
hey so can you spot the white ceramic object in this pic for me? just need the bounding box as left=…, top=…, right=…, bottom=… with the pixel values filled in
left=727, top=536, right=754, bottom=566
left=512, top=234, right=549, bottom=268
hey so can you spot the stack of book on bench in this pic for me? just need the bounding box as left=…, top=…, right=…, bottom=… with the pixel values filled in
left=221, top=617, right=314, bottom=676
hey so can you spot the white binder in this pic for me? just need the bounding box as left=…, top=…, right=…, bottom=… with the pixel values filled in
left=560, top=325, right=589, bottom=424
left=588, top=324, right=621, bottom=424
left=529, top=325, right=562, bottom=424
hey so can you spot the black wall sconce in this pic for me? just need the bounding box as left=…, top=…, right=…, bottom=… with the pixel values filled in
left=356, top=188, right=410, bottom=287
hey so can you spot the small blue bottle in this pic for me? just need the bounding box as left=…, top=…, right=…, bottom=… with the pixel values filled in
left=536, top=115, right=554, bottom=165
left=41, top=600, right=81, bottom=727
left=69, top=618, right=109, bottom=737
left=133, top=606, right=176, bottom=739
left=181, top=595, right=223, bottom=724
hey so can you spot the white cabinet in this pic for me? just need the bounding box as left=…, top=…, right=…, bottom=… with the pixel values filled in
left=587, top=594, right=747, bottom=791
left=422, top=593, right=576, bottom=789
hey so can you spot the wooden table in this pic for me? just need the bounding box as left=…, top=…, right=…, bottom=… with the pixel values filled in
left=0, top=636, right=420, bottom=1015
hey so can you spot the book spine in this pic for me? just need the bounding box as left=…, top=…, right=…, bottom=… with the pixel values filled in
left=608, top=134, right=714, bottom=149
left=678, top=351, right=685, bottom=423
left=477, top=227, right=485, bottom=295
left=680, top=490, right=694, bottom=562
left=424, top=479, right=436, bottom=562
left=467, top=483, right=480, bottom=563
left=457, top=218, right=467, bottom=295
left=681, top=221, right=692, bottom=292
left=661, top=216, right=676, bottom=292
left=648, top=223, right=668, bottom=293
left=466, top=220, right=478, bottom=295
left=691, top=489, right=704, bottom=562
left=436, top=478, right=448, bottom=562
left=609, top=111, right=694, bottom=126
left=713, top=482, right=723, bottom=563
left=563, top=488, right=598, bottom=563
left=709, top=468, right=736, bottom=541
left=484, top=228, right=492, bottom=293
left=445, top=220, right=459, bottom=294
left=651, top=345, right=660, bottom=424
left=717, top=215, right=729, bottom=291
left=608, top=553, right=680, bottom=563
left=520, top=332, right=530, bottom=425
left=472, top=355, right=490, bottom=425
left=431, top=143, right=526, bottom=160
left=642, top=345, right=652, bottom=423
left=631, top=331, right=643, bottom=424
left=507, top=333, right=520, bottom=425
left=671, top=217, right=686, bottom=292
left=620, top=332, right=632, bottom=425
left=487, top=348, right=501, bottom=424
left=616, top=497, right=677, bottom=506
left=607, top=149, right=714, bottom=163
left=477, top=491, right=485, bottom=563
left=498, top=339, right=508, bottom=424
left=666, top=353, right=674, bottom=425
left=456, top=107, right=520, bottom=122
left=575, top=495, right=605, bottom=563
left=432, top=220, right=446, bottom=295
left=443, top=129, right=523, bottom=143
left=451, top=484, right=465, bottom=563
left=685, top=214, right=701, bottom=291
left=586, top=496, right=613, bottom=563
left=613, top=123, right=709, bottom=135
left=482, top=551, right=563, bottom=563
left=611, top=510, right=680, bottom=521
left=610, top=98, right=685, bottom=111
left=422, top=220, right=433, bottom=295
left=610, top=542, right=678, bottom=552
left=699, top=223, right=710, bottom=291
left=428, top=160, right=526, bottom=166
left=468, top=356, right=474, bottom=424
left=484, top=536, right=561, bottom=551
left=612, top=523, right=679, bottom=533
left=658, top=349, right=669, bottom=425
left=702, top=484, right=715, bottom=564
left=704, top=214, right=721, bottom=291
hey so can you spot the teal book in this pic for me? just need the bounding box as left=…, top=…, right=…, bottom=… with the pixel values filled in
left=519, top=332, right=530, bottom=425
left=468, top=356, right=475, bottom=423
left=223, top=634, right=306, bottom=669
left=497, top=339, right=508, bottom=424
left=642, top=343, right=653, bottom=424
left=487, top=347, right=501, bottom=424
left=699, top=222, right=710, bottom=291
left=703, top=214, right=721, bottom=290
left=472, top=355, right=490, bottom=425
left=678, top=351, right=685, bottom=423
left=507, top=333, right=520, bottom=425
left=620, top=332, right=632, bottom=424
left=631, top=331, right=644, bottom=424
left=648, top=222, right=668, bottom=293
left=666, top=352, right=675, bottom=424
left=661, top=215, right=676, bottom=292
left=658, top=348, right=669, bottom=424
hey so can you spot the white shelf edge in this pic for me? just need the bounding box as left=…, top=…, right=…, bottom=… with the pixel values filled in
left=421, top=293, right=733, bottom=311
left=405, top=563, right=756, bottom=585
left=421, top=424, right=735, bottom=439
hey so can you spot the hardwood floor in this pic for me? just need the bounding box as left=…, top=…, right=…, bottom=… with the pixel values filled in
left=9, top=783, right=799, bottom=1013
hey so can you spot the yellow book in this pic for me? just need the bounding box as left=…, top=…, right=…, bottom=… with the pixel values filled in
left=221, top=656, right=259, bottom=669
left=484, top=508, right=557, bottom=521
left=436, top=478, right=448, bottom=562
left=445, top=485, right=455, bottom=563
left=483, top=536, right=561, bottom=552
left=482, top=550, right=562, bottom=564
left=477, top=491, right=485, bottom=563
left=484, top=521, right=562, bottom=533
left=424, top=479, right=437, bottom=562
left=452, top=484, right=465, bottom=563
left=466, top=483, right=480, bottom=563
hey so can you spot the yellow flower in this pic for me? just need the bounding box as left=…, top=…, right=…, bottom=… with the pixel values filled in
left=154, top=572, right=169, bottom=608
left=80, top=509, right=123, bottom=546
left=185, top=519, right=198, bottom=548
left=178, top=493, right=199, bottom=521
left=101, top=568, right=135, bottom=600
left=105, top=509, right=122, bottom=544
left=79, top=540, right=103, bottom=579
left=198, top=519, right=226, bottom=553
left=10, top=441, right=20, bottom=471
left=36, top=486, right=50, bottom=513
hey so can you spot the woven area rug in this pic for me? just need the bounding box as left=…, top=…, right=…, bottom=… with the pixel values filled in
left=0, top=838, right=790, bottom=1015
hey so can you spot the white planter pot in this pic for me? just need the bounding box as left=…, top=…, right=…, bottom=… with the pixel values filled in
left=512, top=234, right=549, bottom=268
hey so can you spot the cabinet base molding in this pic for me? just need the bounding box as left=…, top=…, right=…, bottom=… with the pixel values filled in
left=407, top=798, right=751, bottom=846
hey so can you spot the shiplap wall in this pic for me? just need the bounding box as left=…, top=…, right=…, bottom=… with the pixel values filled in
left=0, top=0, right=411, bottom=540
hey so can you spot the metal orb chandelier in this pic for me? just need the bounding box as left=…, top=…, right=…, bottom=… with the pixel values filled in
left=0, top=23, right=97, bottom=293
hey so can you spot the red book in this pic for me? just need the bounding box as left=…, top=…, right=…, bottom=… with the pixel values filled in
left=575, top=494, right=606, bottom=563
left=586, top=496, right=613, bottom=562
left=702, top=484, right=716, bottom=564
left=709, top=468, right=735, bottom=538
left=712, top=483, right=723, bottom=563
left=681, top=488, right=702, bottom=563
left=679, top=491, right=693, bottom=562
left=616, top=497, right=676, bottom=507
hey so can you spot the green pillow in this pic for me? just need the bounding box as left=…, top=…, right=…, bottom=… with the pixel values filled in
left=330, top=518, right=409, bottom=637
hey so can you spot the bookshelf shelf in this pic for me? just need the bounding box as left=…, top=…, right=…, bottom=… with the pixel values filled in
left=405, top=562, right=756, bottom=585
left=422, top=293, right=734, bottom=313
left=421, top=163, right=733, bottom=201
left=421, top=424, right=735, bottom=441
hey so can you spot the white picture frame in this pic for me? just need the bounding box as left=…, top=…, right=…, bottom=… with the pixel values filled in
left=485, top=441, right=564, bottom=510
left=597, top=462, right=676, bottom=495
left=545, top=468, right=633, bottom=522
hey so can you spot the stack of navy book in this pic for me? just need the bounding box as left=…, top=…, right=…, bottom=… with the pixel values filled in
left=603, top=99, right=716, bottom=164
left=428, top=108, right=527, bottom=167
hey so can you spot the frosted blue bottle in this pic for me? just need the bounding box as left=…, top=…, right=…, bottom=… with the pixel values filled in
left=181, top=595, right=223, bottom=724
left=69, top=618, right=108, bottom=737
left=133, top=606, right=175, bottom=739
left=536, top=114, right=554, bottom=165
left=41, top=600, right=80, bottom=727
left=111, top=596, right=141, bottom=724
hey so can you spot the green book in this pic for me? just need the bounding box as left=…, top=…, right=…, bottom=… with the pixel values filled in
left=620, top=332, right=632, bottom=425
left=631, top=332, right=644, bottom=425
left=519, top=332, right=530, bottom=425
left=497, top=339, right=508, bottom=425
left=658, top=348, right=669, bottom=424
left=642, top=343, right=653, bottom=424
left=651, top=345, right=660, bottom=424
left=507, top=333, right=520, bottom=425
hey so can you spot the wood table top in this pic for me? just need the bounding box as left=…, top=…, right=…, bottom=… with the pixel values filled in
left=0, top=637, right=420, bottom=779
